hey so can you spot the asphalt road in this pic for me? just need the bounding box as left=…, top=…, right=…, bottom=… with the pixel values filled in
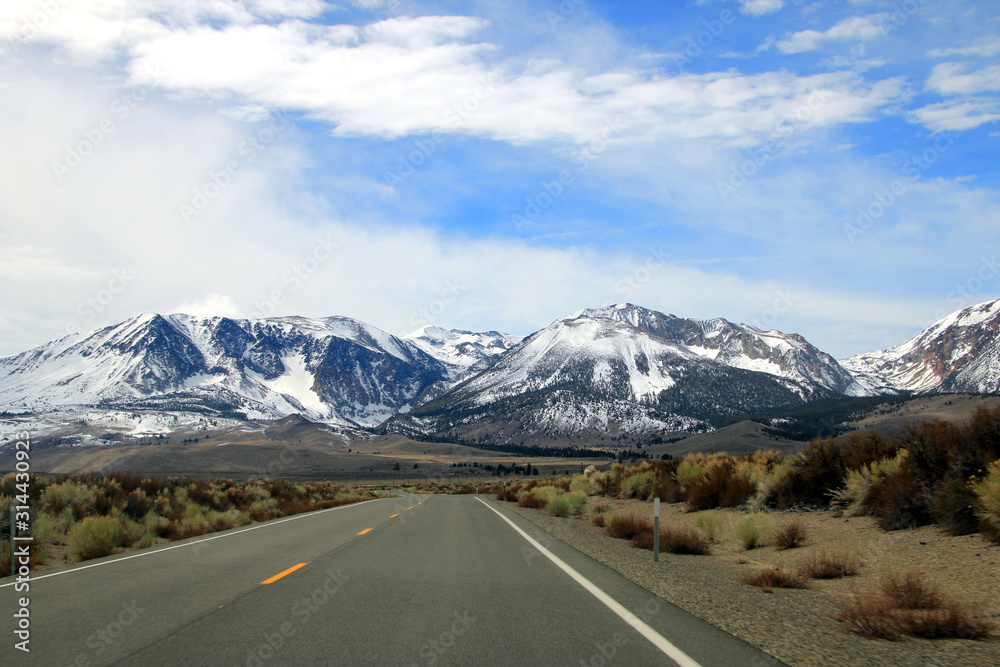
left=1, top=494, right=783, bottom=666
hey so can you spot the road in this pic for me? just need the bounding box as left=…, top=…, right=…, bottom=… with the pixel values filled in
left=1, top=494, right=783, bottom=666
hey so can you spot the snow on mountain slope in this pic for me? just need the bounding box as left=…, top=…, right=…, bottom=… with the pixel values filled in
left=392, top=306, right=821, bottom=443
left=0, top=313, right=448, bottom=427
left=841, top=299, right=1000, bottom=394
left=578, top=304, right=866, bottom=396
left=450, top=315, right=692, bottom=406
left=403, top=326, right=521, bottom=377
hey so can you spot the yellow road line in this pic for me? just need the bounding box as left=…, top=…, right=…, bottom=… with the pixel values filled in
left=260, top=562, right=307, bottom=585
left=390, top=514, right=399, bottom=518
left=357, top=528, right=373, bottom=535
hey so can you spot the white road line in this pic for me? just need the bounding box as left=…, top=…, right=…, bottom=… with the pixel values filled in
left=477, top=498, right=703, bottom=667
left=0, top=498, right=382, bottom=588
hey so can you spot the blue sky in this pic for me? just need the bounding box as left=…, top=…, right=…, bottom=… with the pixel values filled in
left=1, top=0, right=999, bottom=359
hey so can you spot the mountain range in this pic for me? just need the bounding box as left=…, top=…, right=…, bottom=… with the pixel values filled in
left=2, top=300, right=998, bottom=445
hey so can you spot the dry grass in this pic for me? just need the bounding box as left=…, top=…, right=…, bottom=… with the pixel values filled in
left=772, top=519, right=807, bottom=549
left=835, top=571, right=994, bottom=640
left=604, top=512, right=651, bottom=541
left=733, top=513, right=770, bottom=550
left=629, top=525, right=711, bottom=555
left=797, top=550, right=863, bottom=579
left=742, top=566, right=809, bottom=593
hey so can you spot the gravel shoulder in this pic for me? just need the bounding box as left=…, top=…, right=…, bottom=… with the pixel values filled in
left=505, top=498, right=1000, bottom=667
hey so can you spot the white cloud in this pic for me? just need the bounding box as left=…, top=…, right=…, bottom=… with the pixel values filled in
left=926, top=62, right=1000, bottom=96
left=910, top=63, right=1000, bottom=132
left=0, top=4, right=911, bottom=149
left=118, top=17, right=907, bottom=147
left=776, top=14, right=890, bottom=54
left=739, top=0, right=785, bottom=17
left=909, top=98, right=1000, bottom=132
left=928, top=40, right=1000, bottom=59
left=173, top=294, right=243, bottom=318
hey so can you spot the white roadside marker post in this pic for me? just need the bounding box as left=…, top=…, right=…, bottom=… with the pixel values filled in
left=653, top=497, right=660, bottom=563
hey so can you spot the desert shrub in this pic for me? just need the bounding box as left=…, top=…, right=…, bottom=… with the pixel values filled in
left=550, top=478, right=572, bottom=492
left=40, top=481, right=96, bottom=519
left=694, top=511, right=723, bottom=543
left=119, top=518, right=147, bottom=547
left=742, top=567, right=808, bottom=592
left=655, top=527, right=711, bottom=555
left=686, top=461, right=754, bottom=511
left=124, top=489, right=154, bottom=521
left=598, top=464, right=624, bottom=497
left=249, top=498, right=280, bottom=521
left=929, top=478, right=980, bottom=535
left=619, top=471, right=656, bottom=500
left=772, top=431, right=898, bottom=508
left=68, top=516, right=124, bottom=561
left=736, top=450, right=794, bottom=507
left=569, top=475, right=600, bottom=496
left=733, top=513, right=770, bottom=550
left=772, top=519, right=807, bottom=549
left=836, top=571, right=993, bottom=640
left=874, top=471, right=929, bottom=531
left=974, top=461, right=1000, bottom=544
left=674, top=459, right=705, bottom=491
left=798, top=550, right=863, bottom=579
left=145, top=511, right=172, bottom=538
left=605, top=512, right=651, bottom=541
left=655, top=474, right=682, bottom=503
left=830, top=449, right=909, bottom=517
left=590, top=502, right=612, bottom=517
left=548, top=492, right=587, bottom=517
left=169, top=515, right=212, bottom=541
left=592, top=513, right=607, bottom=527
left=32, top=512, right=67, bottom=543
left=518, top=485, right=562, bottom=509
left=495, top=484, right=520, bottom=502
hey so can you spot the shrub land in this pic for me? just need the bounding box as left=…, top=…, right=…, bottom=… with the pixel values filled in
left=497, top=406, right=1000, bottom=543
left=0, top=473, right=379, bottom=568
left=492, top=407, right=1000, bottom=643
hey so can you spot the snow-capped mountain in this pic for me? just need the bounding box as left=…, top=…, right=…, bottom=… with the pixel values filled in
left=403, top=326, right=522, bottom=378
left=386, top=305, right=837, bottom=445
left=5, top=300, right=999, bottom=447
left=0, top=313, right=449, bottom=427
left=576, top=304, right=865, bottom=397
left=841, top=299, right=1000, bottom=395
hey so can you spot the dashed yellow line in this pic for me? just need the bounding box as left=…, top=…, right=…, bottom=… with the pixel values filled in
left=357, top=528, right=373, bottom=535
left=390, top=514, right=399, bottom=518
left=261, top=563, right=307, bottom=585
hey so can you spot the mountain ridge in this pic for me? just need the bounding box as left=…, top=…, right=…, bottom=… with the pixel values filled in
left=2, top=300, right=998, bottom=445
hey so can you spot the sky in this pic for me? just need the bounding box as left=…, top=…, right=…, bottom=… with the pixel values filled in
left=1, top=0, right=999, bottom=360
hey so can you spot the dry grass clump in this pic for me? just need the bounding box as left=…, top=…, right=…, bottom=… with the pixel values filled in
left=547, top=491, right=587, bottom=517
left=589, top=503, right=612, bottom=527
left=67, top=516, right=125, bottom=561
left=694, top=511, right=723, bottom=543
left=741, top=566, right=808, bottom=593
left=517, top=485, right=562, bottom=510
left=835, top=571, right=994, bottom=640
left=797, top=550, right=863, bottom=579
left=627, top=522, right=712, bottom=555
left=733, top=513, right=771, bottom=550
left=772, top=519, right=807, bottom=549
left=604, top=511, right=651, bottom=541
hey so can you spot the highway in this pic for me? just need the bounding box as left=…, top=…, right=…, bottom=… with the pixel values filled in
left=1, top=494, right=782, bottom=666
